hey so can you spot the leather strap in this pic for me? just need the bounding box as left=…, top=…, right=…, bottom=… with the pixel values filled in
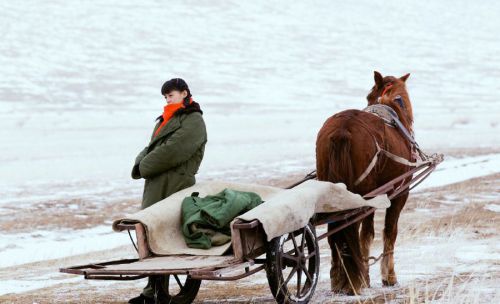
left=354, top=141, right=432, bottom=186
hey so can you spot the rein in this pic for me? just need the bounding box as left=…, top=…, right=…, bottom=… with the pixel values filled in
left=366, top=250, right=394, bottom=266
left=365, top=250, right=394, bottom=266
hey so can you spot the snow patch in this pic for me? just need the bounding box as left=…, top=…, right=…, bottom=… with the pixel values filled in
left=0, top=226, right=130, bottom=268
left=484, top=204, right=500, bottom=213
left=0, top=275, right=81, bottom=296
left=416, top=154, right=500, bottom=190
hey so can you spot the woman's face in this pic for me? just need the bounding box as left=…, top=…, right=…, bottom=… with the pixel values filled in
left=164, top=90, right=187, bottom=105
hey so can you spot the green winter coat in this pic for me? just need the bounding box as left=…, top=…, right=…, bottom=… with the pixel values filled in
left=181, top=189, right=263, bottom=249
left=132, top=102, right=207, bottom=209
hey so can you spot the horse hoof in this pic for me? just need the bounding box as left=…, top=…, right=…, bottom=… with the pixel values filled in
left=382, top=278, right=398, bottom=286
left=343, top=288, right=357, bottom=296
left=331, top=281, right=360, bottom=295
left=331, top=282, right=345, bottom=293
left=330, top=272, right=346, bottom=293
left=332, top=285, right=356, bottom=295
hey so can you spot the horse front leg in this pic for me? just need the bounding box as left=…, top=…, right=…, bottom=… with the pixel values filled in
left=381, top=193, right=407, bottom=286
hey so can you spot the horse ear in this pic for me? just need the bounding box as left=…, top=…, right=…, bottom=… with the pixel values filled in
left=400, top=73, right=410, bottom=82
left=374, top=71, right=383, bottom=87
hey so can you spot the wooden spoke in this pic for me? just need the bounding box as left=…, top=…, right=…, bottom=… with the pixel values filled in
left=285, top=248, right=296, bottom=256
left=290, top=233, right=300, bottom=252
left=296, top=266, right=302, bottom=297
left=173, top=274, right=183, bottom=289
left=304, top=250, right=316, bottom=260
left=282, top=253, right=298, bottom=262
left=300, top=229, right=306, bottom=252
left=283, top=265, right=298, bottom=286
left=152, top=274, right=201, bottom=303
left=301, top=264, right=314, bottom=285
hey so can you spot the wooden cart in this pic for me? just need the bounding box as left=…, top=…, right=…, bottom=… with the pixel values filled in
left=60, top=156, right=441, bottom=304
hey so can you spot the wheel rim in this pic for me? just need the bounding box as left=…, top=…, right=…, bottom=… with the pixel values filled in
left=154, top=274, right=199, bottom=302
left=277, top=226, right=319, bottom=301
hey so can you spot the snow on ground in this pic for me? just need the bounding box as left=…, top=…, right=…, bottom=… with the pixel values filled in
left=1, top=0, right=500, bottom=301
left=1, top=0, right=500, bottom=189
left=417, top=153, right=500, bottom=190
left=0, top=153, right=497, bottom=271
left=0, top=226, right=129, bottom=268
left=484, top=204, right=500, bottom=213
left=318, top=231, right=500, bottom=303
left=1, top=274, right=82, bottom=296
left=0, top=153, right=499, bottom=297
left=0, top=178, right=140, bottom=208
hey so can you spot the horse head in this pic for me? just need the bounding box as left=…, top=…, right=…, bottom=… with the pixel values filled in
left=366, top=71, right=414, bottom=132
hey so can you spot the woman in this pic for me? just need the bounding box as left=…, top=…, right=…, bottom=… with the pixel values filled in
left=129, top=78, right=207, bottom=304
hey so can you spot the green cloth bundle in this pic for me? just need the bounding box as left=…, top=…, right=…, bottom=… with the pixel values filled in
left=181, top=188, right=263, bottom=249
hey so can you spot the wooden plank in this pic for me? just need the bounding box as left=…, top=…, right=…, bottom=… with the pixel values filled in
left=135, top=223, right=150, bottom=260
left=240, top=225, right=265, bottom=259
left=83, top=255, right=236, bottom=273
left=231, top=220, right=244, bottom=260
left=231, top=220, right=266, bottom=260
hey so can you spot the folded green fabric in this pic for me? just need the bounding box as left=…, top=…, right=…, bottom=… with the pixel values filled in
left=181, top=189, right=263, bottom=249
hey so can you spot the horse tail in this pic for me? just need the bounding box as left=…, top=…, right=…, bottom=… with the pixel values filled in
left=326, top=126, right=367, bottom=294
left=327, top=128, right=354, bottom=189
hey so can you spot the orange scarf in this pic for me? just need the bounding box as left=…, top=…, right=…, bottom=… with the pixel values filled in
left=154, top=98, right=192, bottom=137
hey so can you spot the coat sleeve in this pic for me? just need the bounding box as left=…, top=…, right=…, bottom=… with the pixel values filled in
left=139, top=113, right=207, bottom=179
left=131, top=146, right=148, bottom=179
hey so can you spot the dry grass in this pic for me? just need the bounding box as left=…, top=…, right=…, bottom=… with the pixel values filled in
left=0, top=198, right=140, bottom=233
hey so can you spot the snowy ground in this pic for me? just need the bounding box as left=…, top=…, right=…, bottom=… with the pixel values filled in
left=0, top=153, right=499, bottom=271
left=0, top=169, right=498, bottom=303
left=1, top=0, right=499, bottom=302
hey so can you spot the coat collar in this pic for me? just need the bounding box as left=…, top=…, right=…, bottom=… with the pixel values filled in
left=148, top=115, right=181, bottom=146
left=148, top=101, right=203, bottom=146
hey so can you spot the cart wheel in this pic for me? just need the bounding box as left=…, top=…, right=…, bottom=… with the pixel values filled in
left=152, top=274, right=201, bottom=304
left=266, top=223, right=320, bottom=304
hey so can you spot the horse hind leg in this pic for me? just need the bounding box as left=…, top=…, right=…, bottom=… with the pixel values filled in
left=360, top=212, right=375, bottom=287
left=328, top=223, right=348, bottom=293
left=381, top=193, right=408, bottom=286
left=328, top=222, right=365, bottom=295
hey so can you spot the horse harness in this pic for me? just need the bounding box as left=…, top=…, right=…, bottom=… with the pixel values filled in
left=363, top=103, right=416, bottom=145
left=290, top=102, right=436, bottom=191
left=354, top=103, right=432, bottom=186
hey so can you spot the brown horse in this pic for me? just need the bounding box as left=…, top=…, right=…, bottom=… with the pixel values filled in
left=316, top=71, right=414, bottom=294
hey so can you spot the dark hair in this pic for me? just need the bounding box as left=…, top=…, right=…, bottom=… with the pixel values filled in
left=161, top=78, right=192, bottom=100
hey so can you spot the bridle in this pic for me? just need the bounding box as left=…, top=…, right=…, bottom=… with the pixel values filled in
left=379, top=82, right=393, bottom=99
left=377, top=83, right=407, bottom=111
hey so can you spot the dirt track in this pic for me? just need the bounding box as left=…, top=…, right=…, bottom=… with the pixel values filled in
left=1, top=170, right=498, bottom=303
